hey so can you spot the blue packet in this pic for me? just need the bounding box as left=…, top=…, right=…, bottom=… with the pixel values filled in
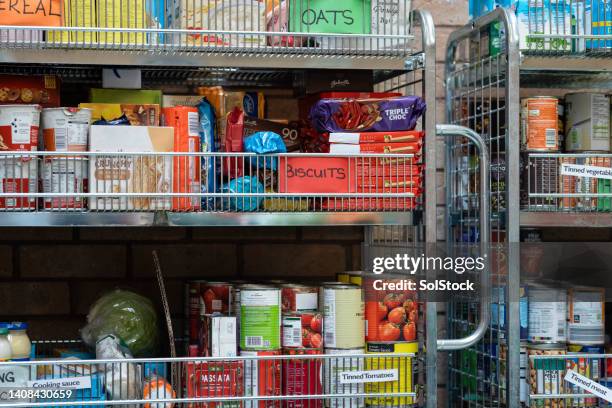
left=198, top=98, right=216, bottom=210
left=243, top=131, right=287, bottom=170
left=222, top=176, right=264, bottom=212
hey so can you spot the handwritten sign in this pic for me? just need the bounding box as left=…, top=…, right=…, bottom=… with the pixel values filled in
left=278, top=157, right=357, bottom=193
left=0, top=0, right=62, bottom=27
left=564, top=370, right=612, bottom=403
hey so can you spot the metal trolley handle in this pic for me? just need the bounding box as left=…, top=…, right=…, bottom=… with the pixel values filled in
left=436, top=124, right=491, bottom=351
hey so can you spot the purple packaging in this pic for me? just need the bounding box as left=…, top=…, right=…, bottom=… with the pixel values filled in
left=309, top=95, right=426, bottom=133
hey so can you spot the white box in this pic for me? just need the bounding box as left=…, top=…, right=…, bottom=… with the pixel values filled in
left=565, top=93, right=611, bottom=152
left=202, top=315, right=237, bottom=357
left=89, top=126, right=174, bottom=211
left=514, top=0, right=572, bottom=51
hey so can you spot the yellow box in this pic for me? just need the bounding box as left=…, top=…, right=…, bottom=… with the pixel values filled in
left=47, top=0, right=96, bottom=44
left=97, top=0, right=146, bottom=45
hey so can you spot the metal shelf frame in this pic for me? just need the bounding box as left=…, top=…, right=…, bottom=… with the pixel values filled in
left=445, top=3, right=612, bottom=408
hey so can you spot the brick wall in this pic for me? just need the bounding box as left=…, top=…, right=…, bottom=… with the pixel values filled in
left=0, top=227, right=363, bottom=340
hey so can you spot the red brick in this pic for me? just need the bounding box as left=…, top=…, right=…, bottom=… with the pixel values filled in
left=0, top=228, right=73, bottom=241
left=78, top=227, right=187, bottom=241
left=301, top=227, right=364, bottom=241
left=0, top=282, right=70, bottom=315
left=192, top=227, right=297, bottom=241
left=26, top=318, right=83, bottom=341
left=242, top=244, right=346, bottom=279
left=0, top=246, right=11, bottom=277
left=132, top=244, right=237, bottom=278
left=20, top=245, right=126, bottom=278
left=351, top=244, right=362, bottom=270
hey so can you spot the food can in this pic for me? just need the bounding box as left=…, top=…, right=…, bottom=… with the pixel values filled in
left=0, top=105, right=40, bottom=210
left=186, top=360, right=244, bottom=408
left=565, top=93, right=610, bottom=152
left=520, top=152, right=558, bottom=210
left=527, top=343, right=566, bottom=408
left=365, top=342, right=417, bottom=406
left=364, top=276, right=417, bottom=342
left=282, top=312, right=323, bottom=349
left=336, top=273, right=350, bottom=283
left=347, top=271, right=363, bottom=286
left=528, top=285, right=567, bottom=343
left=318, top=282, right=348, bottom=311
left=323, top=347, right=365, bottom=408
left=500, top=341, right=528, bottom=404
left=521, top=97, right=559, bottom=151
left=566, top=344, right=604, bottom=407
left=232, top=280, right=249, bottom=341
left=240, top=285, right=281, bottom=351
left=282, top=348, right=323, bottom=408
left=323, top=284, right=364, bottom=349
left=201, top=281, right=232, bottom=315
left=41, top=107, right=91, bottom=152
left=241, top=349, right=281, bottom=408
left=41, top=157, right=88, bottom=210
left=281, top=284, right=318, bottom=313
left=568, top=287, right=605, bottom=345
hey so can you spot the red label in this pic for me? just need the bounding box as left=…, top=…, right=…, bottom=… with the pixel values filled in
left=278, top=157, right=356, bottom=194
left=201, top=283, right=232, bottom=314
left=0, top=178, right=34, bottom=209
left=186, top=361, right=244, bottom=408
left=282, top=357, right=323, bottom=408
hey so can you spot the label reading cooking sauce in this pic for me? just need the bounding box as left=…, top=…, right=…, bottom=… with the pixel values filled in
left=240, top=290, right=280, bottom=350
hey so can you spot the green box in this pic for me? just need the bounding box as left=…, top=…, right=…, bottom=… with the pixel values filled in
left=288, top=0, right=372, bottom=34
left=90, top=88, right=162, bottom=105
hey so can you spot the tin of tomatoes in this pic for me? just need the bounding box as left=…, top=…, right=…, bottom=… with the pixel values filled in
left=365, top=292, right=418, bottom=342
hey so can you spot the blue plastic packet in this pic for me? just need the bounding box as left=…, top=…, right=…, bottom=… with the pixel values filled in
left=222, top=176, right=264, bottom=212
left=198, top=98, right=216, bottom=210
left=92, top=114, right=131, bottom=126
left=243, top=131, right=287, bottom=170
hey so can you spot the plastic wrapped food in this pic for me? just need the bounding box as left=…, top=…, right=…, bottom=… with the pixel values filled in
left=198, top=98, right=216, bottom=210
left=81, top=289, right=159, bottom=357
left=96, top=334, right=142, bottom=403
left=143, top=375, right=176, bottom=408
left=309, top=96, right=426, bottom=133
left=222, top=176, right=265, bottom=211
left=244, top=131, right=287, bottom=170
left=92, top=114, right=131, bottom=126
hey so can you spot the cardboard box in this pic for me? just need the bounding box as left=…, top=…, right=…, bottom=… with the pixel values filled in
left=79, top=103, right=160, bottom=126
left=162, top=95, right=202, bottom=107
left=329, top=130, right=424, bottom=144
left=162, top=106, right=202, bottom=211
left=98, top=0, right=147, bottom=44
left=565, top=93, right=610, bottom=152
left=329, top=142, right=422, bottom=154
left=201, top=315, right=238, bottom=357
left=89, top=125, right=174, bottom=211
left=90, top=88, right=162, bottom=105
left=0, top=75, right=60, bottom=107
left=243, top=116, right=301, bottom=152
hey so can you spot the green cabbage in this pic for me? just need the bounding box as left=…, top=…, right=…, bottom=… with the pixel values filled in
left=81, top=290, right=159, bottom=357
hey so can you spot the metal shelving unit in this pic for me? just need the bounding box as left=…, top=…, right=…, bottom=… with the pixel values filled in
left=0, top=4, right=497, bottom=408
left=445, top=4, right=611, bottom=407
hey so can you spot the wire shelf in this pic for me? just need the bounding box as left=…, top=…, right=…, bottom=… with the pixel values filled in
left=521, top=153, right=612, bottom=213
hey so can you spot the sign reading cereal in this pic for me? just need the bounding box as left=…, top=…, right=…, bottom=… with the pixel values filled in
left=0, top=0, right=62, bottom=27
